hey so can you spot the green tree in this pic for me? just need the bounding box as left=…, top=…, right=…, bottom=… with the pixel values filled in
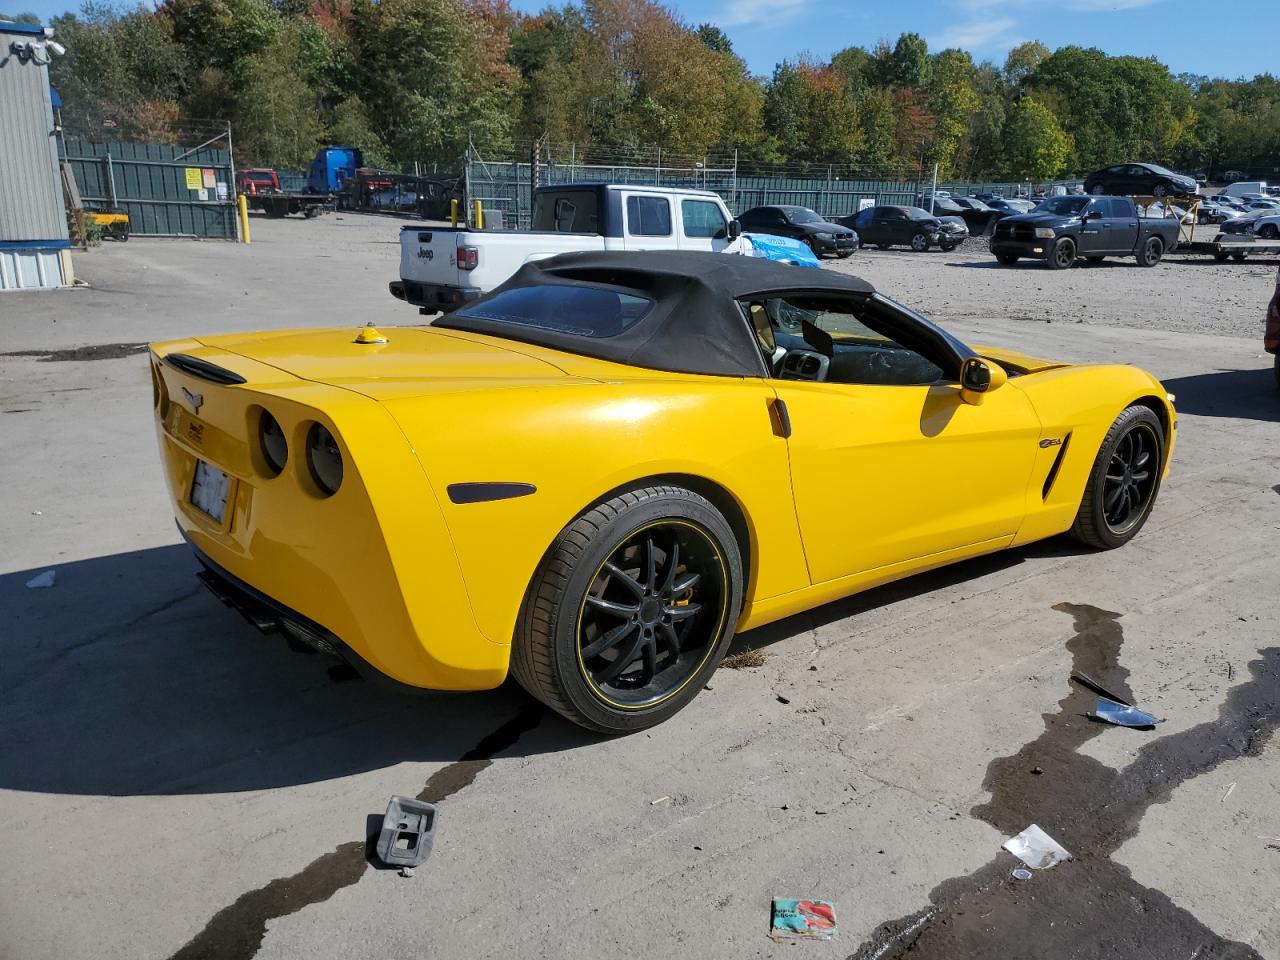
left=889, top=32, right=931, bottom=88
left=1002, top=96, right=1072, bottom=179
left=1004, top=41, right=1049, bottom=87
left=231, top=22, right=324, bottom=167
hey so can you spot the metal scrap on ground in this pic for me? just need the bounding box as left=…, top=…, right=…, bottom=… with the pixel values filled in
left=1092, top=697, right=1160, bottom=729
left=1002, top=824, right=1073, bottom=870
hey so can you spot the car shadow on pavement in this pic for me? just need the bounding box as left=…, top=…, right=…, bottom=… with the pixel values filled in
left=727, top=535, right=1090, bottom=657
left=1160, top=367, right=1280, bottom=422
left=0, top=544, right=591, bottom=797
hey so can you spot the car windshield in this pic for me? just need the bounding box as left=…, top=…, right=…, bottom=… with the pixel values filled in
left=904, top=207, right=937, bottom=220
left=454, top=284, right=653, bottom=338
left=1145, top=164, right=1176, bottom=177
left=1036, top=197, right=1090, bottom=215
left=785, top=207, right=825, bottom=224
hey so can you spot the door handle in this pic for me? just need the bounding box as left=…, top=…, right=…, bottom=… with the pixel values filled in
left=769, top=397, right=792, bottom=438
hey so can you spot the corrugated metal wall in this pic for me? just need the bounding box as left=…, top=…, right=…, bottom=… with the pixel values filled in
left=63, top=139, right=237, bottom=239
left=0, top=26, right=69, bottom=244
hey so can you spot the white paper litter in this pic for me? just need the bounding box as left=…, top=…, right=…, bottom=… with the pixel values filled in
left=25, top=570, right=57, bottom=589
left=1003, top=823, right=1072, bottom=869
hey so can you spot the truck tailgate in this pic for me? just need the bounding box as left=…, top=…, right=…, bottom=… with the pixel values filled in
left=400, top=227, right=462, bottom=286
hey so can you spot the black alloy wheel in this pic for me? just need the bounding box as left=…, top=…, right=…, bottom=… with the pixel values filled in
left=1101, top=423, right=1159, bottom=534
left=1048, top=237, right=1076, bottom=269
left=510, top=485, right=742, bottom=733
left=1153, top=183, right=1168, bottom=198
left=576, top=522, right=724, bottom=709
left=1137, top=236, right=1164, bottom=267
left=1070, top=405, right=1164, bottom=549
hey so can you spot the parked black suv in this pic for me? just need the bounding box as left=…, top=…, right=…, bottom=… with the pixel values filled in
left=989, top=195, right=1181, bottom=269
left=1083, top=163, right=1198, bottom=199
left=838, top=205, right=968, bottom=251
left=736, top=205, right=858, bottom=257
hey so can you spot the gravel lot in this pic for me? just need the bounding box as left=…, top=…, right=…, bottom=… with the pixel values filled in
left=2, top=214, right=1278, bottom=960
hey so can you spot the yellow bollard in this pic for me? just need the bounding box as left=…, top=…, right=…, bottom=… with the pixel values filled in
left=237, top=194, right=251, bottom=244
left=473, top=199, right=484, bottom=230
left=450, top=198, right=458, bottom=227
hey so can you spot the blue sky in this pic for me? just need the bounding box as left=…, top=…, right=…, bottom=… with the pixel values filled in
left=9, top=0, right=1276, bottom=82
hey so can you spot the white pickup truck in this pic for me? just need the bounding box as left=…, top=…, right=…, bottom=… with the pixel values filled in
left=390, top=183, right=747, bottom=312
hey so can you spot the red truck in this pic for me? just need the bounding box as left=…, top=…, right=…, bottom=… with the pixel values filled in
left=236, top=167, right=331, bottom=218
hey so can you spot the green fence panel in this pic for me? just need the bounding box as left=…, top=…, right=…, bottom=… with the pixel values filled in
left=63, top=138, right=238, bottom=239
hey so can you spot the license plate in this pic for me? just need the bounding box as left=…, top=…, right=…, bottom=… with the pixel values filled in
left=190, top=460, right=231, bottom=523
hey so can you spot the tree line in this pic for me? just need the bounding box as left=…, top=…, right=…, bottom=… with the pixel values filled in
left=6, top=0, right=1278, bottom=181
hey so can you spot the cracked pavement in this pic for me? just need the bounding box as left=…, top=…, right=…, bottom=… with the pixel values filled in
left=1, top=218, right=1277, bottom=959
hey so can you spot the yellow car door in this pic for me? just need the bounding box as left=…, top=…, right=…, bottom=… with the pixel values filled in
left=749, top=293, right=1042, bottom=586
left=777, top=379, right=1041, bottom=584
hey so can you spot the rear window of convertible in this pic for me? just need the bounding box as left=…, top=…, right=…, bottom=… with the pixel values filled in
left=453, top=284, right=654, bottom=338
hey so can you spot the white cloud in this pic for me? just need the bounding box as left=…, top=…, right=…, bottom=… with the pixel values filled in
left=709, top=0, right=810, bottom=29
left=928, top=16, right=1019, bottom=52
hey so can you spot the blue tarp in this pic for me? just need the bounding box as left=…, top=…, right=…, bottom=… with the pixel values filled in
left=745, top=232, right=821, bottom=268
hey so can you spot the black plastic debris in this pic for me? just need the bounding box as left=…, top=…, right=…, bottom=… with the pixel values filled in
left=1070, top=671, right=1130, bottom=705
left=376, top=796, right=437, bottom=869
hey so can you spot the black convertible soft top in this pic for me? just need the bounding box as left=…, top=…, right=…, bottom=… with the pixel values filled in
left=434, top=250, right=877, bottom=377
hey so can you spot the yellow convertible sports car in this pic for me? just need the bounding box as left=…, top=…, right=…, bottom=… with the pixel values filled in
left=151, top=251, right=1174, bottom=732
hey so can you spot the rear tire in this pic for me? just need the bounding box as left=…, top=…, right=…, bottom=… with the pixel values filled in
left=1136, top=236, right=1164, bottom=267
left=1047, top=237, right=1076, bottom=269
left=1153, top=183, right=1168, bottom=199
left=1259, top=224, right=1278, bottom=240
left=1090, top=183, right=1106, bottom=195
left=1069, top=406, right=1164, bottom=550
left=511, top=485, right=743, bottom=734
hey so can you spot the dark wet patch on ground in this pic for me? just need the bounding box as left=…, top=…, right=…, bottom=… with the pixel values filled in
left=0, top=342, right=149, bottom=362
left=168, top=703, right=543, bottom=960
left=850, top=603, right=1279, bottom=960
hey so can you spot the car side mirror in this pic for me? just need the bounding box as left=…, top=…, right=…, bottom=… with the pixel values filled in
left=727, top=219, right=742, bottom=239
left=960, top=357, right=1007, bottom=405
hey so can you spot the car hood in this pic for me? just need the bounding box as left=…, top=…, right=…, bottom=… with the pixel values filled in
left=972, top=345, right=1068, bottom=375
left=194, top=326, right=591, bottom=400
left=1003, top=212, right=1080, bottom=226
left=805, top=223, right=855, bottom=236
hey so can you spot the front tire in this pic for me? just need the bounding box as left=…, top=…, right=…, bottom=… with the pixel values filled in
left=1259, top=224, right=1278, bottom=240
left=1136, top=236, right=1164, bottom=267
left=1069, top=406, right=1164, bottom=549
left=1047, top=237, right=1076, bottom=269
left=910, top=232, right=930, bottom=252
left=995, top=252, right=1019, bottom=265
left=511, top=485, right=742, bottom=734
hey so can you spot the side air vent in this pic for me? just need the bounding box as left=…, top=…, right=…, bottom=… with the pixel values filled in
left=1042, top=433, right=1072, bottom=500
left=163, top=353, right=247, bottom=385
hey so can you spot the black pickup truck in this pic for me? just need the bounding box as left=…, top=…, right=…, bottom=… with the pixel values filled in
left=989, top=196, right=1180, bottom=269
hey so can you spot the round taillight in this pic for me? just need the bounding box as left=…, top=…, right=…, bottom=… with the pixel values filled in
left=259, top=410, right=288, bottom=476
left=306, top=422, right=343, bottom=496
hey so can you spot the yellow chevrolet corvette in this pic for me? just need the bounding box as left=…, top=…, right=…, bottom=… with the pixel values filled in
left=151, top=251, right=1174, bottom=732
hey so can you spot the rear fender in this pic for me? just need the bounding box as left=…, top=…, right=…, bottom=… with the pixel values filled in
left=385, top=379, right=811, bottom=643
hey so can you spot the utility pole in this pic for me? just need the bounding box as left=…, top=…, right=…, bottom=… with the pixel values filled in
left=929, top=162, right=938, bottom=214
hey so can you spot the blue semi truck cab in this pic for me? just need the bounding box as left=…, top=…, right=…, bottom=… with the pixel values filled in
left=308, top=147, right=362, bottom=194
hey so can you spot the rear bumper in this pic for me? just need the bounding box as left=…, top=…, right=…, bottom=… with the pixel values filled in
left=151, top=346, right=510, bottom=691
left=391, top=280, right=483, bottom=312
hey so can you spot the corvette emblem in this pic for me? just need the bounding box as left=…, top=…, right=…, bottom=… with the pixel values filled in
left=181, top=386, right=204, bottom=414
